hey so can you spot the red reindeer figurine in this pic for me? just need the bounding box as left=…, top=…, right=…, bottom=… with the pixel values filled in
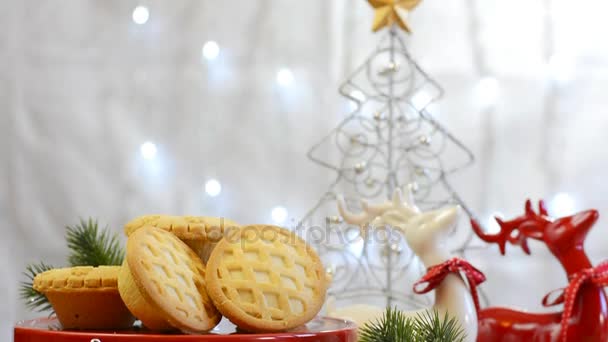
left=471, top=200, right=608, bottom=342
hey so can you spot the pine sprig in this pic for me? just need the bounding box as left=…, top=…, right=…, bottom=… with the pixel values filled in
left=19, top=262, right=54, bottom=312
left=414, top=309, right=466, bottom=342
left=359, top=307, right=415, bottom=342
left=66, top=218, right=124, bottom=266
left=20, top=218, right=126, bottom=312
left=359, top=307, right=467, bottom=342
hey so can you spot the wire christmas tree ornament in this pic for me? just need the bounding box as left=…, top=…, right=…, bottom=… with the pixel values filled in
left=299, top=1, right=485, bottom=310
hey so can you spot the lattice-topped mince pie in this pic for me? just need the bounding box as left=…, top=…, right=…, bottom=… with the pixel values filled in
left=205, top=225, right=328, bottom=332
left=118, top=226, right=221, bottom=333
left=33, top=266, right=135, bottom=330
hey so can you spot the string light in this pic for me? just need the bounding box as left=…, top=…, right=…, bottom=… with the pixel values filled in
left=132, top=6, right=150, bottom=25
left=548, top=54, right=574, bottom=83
left=205, top=179, right=222, bottom=197
left=349, top=90, right=366, bottom=103
left=486, top=212, right=503, bottom=234
left=346, top=236, right=364, bottom=258
left=202, top=41, right=220, bottom=61
left=271, top=206, right=288, bottom=224
left=474, top=76, right=499, bottom=108
left=140, top=142, right=157, bottom=160
left=276, top=68, right=294, bottom=87
left=411, top=90, right=432, bottom=111
left=549, top=192, right=576, bottom=216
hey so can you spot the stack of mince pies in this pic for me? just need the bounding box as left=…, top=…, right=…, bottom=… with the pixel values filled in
left=33, top=215, right=328, bottom=333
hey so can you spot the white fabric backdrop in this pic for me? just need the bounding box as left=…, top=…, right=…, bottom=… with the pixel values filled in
left=3, top=0, right=608, bottom=341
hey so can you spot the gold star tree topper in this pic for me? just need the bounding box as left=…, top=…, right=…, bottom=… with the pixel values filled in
left=368, top=0, right=421, bottom=33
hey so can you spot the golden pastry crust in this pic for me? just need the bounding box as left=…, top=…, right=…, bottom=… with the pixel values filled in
left=33, top=266, right=135, bottom=330
left=34, top=266, right=119, bottom=292
left=119, top=226, right=221, bottom=333
left=124, top=215, right=240, bottom=241
left=124, top=215, right=240, bottom=263
left=205, top=225, right=327, bottom=332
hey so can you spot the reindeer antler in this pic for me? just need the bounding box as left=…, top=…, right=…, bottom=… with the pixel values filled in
left=337, top=196, right=373, bottom=226
left=392, top=188, right=420, bottom=215
left=336, top=188, right=419, bottom=227
left=471, top=199, right=551, bottom=255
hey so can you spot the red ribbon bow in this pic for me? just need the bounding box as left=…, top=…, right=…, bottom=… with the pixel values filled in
left=413, top=257, right=487, bottom=312
left=542, top=260, right=608, bottom=342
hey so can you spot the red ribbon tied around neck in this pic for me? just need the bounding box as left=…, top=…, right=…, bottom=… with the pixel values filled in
left=412, top=257, right=487, bottom=312
left=542, top=260, right=608, bottom=342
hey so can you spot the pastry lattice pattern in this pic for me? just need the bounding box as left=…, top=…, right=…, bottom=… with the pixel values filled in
left=34, top=266, right=119, bottom=291
left=215, top=234, right=321, bottom=321
left=138, top=229, right=216, bottom=321
left=125, top=215, right=238, bottom=241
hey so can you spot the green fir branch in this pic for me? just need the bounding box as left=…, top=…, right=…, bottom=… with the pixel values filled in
left=359, top=307, right=466, bottom=342
left=413, top=309, right=466, bottom=342
left=359, top=307, right=415, bottom=342
left=66, top=218, right=124, bottom=266
left=21, top=218, right=126, bottom=312
left=19, top=262, right=54, bottom=312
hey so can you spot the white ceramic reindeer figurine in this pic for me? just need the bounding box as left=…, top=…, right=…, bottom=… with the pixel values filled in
left=329, top=189, right=480, bottom=342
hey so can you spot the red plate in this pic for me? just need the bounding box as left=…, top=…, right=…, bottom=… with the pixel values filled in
left=14, top=316, right=357, bottom=342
